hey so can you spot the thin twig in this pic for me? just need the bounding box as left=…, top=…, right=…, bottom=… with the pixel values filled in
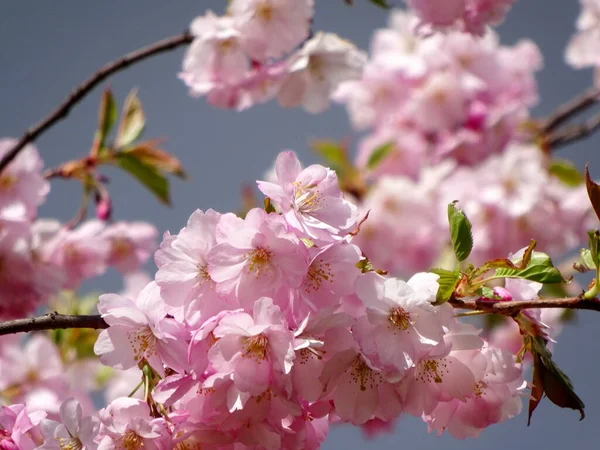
left=449, top=296, right=600, bottom=315
left=0, top=312, right=107, bottom=336
left=541, top=86, right=600, bottom=134
left=546, top=112, right=600, bottom=149
left=0, top=30, right=193, bottom=175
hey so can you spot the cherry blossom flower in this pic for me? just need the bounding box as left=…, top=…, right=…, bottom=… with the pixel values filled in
left=257, top=151, right=358, bottom=243
left=207, top=207, right=309, bottom=308
left=277, top=32, right=367, bottom=114
left=229, top=0, right=314, bottom=61
left=0, top=403, right=45, bottom=450
left=37, top=398, right=98, bottom=450
left=566, top=0, right=600, bottom=69
left=94, top=282, right=189, bottom=375
left=0, top=138, right=49, bottom=222
left=102, top=222, right=157, bottom=273
left=209, top=297, right=295, bottom=396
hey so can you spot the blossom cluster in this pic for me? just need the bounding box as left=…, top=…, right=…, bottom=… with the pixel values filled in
left=566, top=0, right=600, bottom=84
left=329, top=9, right=593, bottom=279
left=404, top=0, right=517, bottom=35
left=180, top=1, right=367, bottom=113
left=30, top=150, right=528, bottom=450
left=0, top=139, right=158, bottom=319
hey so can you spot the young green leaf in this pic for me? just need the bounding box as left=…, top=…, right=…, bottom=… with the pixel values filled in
left=429, top=268, right=461, bottom=305
left=574, top=248, right=596, bottom=273
left=585, top=164, right=600, bottom=223
left=447, top=202, right=474, bottom=262
left=368, top=0, right=391, bottom=8
left=92, top=89, right=118, bottom=156
left=588, top=229, right=600, bottom=267
left=121, top=143, right=185, bottom=178
left=115, top=153, right=170, bottom=205
left=366, top=142, right=394, bottom=171
left=495, top=252, right=564, bottom=283
left=311, top=139, right=351, bottom=177
left=116, top=89, right=146, bottom=148
left=548, top=159, right=583, bottom=187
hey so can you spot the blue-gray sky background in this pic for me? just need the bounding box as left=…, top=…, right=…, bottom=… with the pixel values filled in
left=1, top=1, right=600, bottom=449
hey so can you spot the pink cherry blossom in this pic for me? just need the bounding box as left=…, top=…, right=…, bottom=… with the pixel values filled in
left=38, top=398, right=98, bottom=450
left=257, top=151, right=358, bottom=243
left=0, top=138, right=49, bottom=222
left=353, top=272, right=447, bottom=377
left=180, top=11, right=249, bottom=98
left=0, top=404, right=45, bottom=450
left=277, top=32, right=367, bottom=114
left=207, top=207, right=309, bottom=308
left=209, top=297, right=295, bottom=395
left=96, top=398, right=165, bottom=450
left=566, top=0, right=600, bottom=69
left=229, top=0, right=314, bottom=61
left=102, top=221, right=157, bottom=273
left=94, top=282, right=189, bottom=375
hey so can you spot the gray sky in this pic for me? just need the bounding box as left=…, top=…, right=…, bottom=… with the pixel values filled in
left=1, top=1, right=600, bottom=448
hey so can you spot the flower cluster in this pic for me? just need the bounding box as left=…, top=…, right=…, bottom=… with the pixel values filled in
left=0, top=139, right=158, bottom=319
left=566, top=0, right=600, bottom=79
left=404, top=0, right=517, bottom=35
left=84, top=151, right=528, bottom=449
left=180, top=2, right=367, bottom=113
left=335, top=10, right=541, bottom=172
left=329, top=10, right=593, bottom=278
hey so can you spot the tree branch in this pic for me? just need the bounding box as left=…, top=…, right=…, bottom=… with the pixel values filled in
left=449, top=296, right=600, bottom=315
left=540, top=86, right=600, bottom=134
left=0, top=313, right=107, bottom=336
left=546, top=111, right=600, bottom=149
left=0, top=30, right=193, bottom=175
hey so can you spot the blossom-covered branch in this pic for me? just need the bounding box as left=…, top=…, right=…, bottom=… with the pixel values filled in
left=0, top=312, right=107, bottom=336
left=449, top=296, right=600, bottom=315
left=0, top=30, right=193, bottom=175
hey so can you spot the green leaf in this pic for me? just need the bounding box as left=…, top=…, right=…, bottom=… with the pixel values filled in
left=311, top=139, right=355, bottom=180
left=368, top=0, right=391, bottom=8
left=115, top=153, right=170, bottom=205
left=585, top=164, right=600, bottom=223
left=574, top=248, right=596, bottom=273
left=429, top=268, right=461, bottom=305
left=447, top=202, right=474, bottom=262
left=121, top=143, right=185, bottom=178
left=549, top=159, right=583, bottom=187
left=93, top=89, right=118, bottom=155
left=116, top=89, right=146, bottom=148
left=528, top=337, right=585, bottom=424
left=588, top=229, right=600, bottom=266
left=495, top=252, right=564, bottom=283
left=366, top=142, right=394, bottom=171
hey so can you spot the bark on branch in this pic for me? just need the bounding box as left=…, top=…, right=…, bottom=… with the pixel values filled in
left=1, top=296, right=599, bottom=337
left=0, top=30, right=193, bottom=174
left=0, top=313, right=107, bottom=336
left=449, top=296, right=600, bottom=315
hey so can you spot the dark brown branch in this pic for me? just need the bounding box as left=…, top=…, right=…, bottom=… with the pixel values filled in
left=449, top=296, right=600, bottom=315
left=0, top=30, right=193, bottom=175
left=541, top=86, right=600, bottom=134
left=0, top=313, right=107, bottom=336
left=546, top=112, right=600, bottom=149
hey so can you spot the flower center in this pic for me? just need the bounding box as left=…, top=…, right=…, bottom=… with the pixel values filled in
left=197, top=263, right=211, bottom=282
left=304, top=260, right=333, bottom=293
left=111, top=237, right=133, bottom=259
left=58, top=436, right=83, bottom=450
left=388, top=307, right=412, bottom=331
left=293, top=183, right=322, bottom=215
left=350, top=356, right=383, bottom=392
left=416, top=359, right=448, bottom=384
left=474, top=380, right=487, bottom=397
left=247, top=247, right=272, bottom=277
left=0, top=174, right=16, bottom=190
left=256, top=2, right=274, bottom=22
left=128, top=326, right=157, bottom=363
left=119, top=430, right=144, bottom=450
left=242, top=334, right=269, bottom=361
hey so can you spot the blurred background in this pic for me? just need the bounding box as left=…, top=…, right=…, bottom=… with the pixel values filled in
left=1, top=0, right=600, bottom=448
